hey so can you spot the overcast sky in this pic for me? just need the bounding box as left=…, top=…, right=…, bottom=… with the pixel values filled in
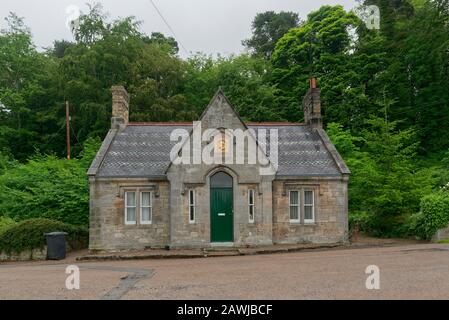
left=0, top=0, right=358, bottom=58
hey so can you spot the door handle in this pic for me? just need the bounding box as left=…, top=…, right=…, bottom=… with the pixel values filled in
left=218, top=213, right=226, bottom=217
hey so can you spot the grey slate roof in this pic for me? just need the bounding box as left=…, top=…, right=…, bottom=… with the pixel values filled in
left=94, top=124, right=345, bottom=178
left=250, top=125, right=341, bottom=177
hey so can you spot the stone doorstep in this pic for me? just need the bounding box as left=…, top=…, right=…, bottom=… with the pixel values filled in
left=76, top=243, right=342, bottom=262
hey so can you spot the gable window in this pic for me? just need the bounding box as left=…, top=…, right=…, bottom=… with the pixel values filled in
left=248, top=189, right=255, bottom=223
left=189, top=190, right=196, bottom=223
left=140, top=191, right=153, bottom=224
left=304, top=190, right=315, bottom=223
left=289, top=191, right=300, bottom=222
left=125, top=191, right=137, bottom=225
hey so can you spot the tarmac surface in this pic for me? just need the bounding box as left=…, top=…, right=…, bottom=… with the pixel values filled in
left=0, top=243, right=448, bottom=300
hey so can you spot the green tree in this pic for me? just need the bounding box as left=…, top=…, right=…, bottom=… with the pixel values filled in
left=243, top=11, right=300, bottom=59
left=145, top=32, right=179, bottom=55
left=356, top=0, right=449, bottom=152
left=184, top=54, right=281, bottom=121
left=328, top=109, right=436, bottom=236
left=0, top=12, right=52, bottom=160
left=72, top=2, right=108, bottom=45
left=400, top=0, right=449, bottom=152
left=49, top=40, right=75, bottom=58
left=52, top=4, right=188, bottom=153
left=271, top=6, right=360, bottom=123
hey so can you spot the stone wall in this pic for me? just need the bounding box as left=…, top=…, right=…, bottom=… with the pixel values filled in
left=89, top=176, right=348, bottom=250
left=0, top=247, right=47, bottom=261
left=167, top=167, right=274, bottom=248
left=234, top=181, right=273, bottom=246
left=89, top=178, right=170, bottom=251
left=272, top=178, right=348, bottom=244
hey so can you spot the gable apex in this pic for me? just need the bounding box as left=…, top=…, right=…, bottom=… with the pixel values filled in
left=199, top=88, right=249, bottom=131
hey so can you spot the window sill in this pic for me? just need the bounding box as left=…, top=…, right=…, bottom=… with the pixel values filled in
left=289, top=222, right=316, bottom=226
left=124, top=223, right=154, bottom=227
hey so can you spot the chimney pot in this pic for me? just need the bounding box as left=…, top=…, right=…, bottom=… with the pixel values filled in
left=310, top=77, right=317, bottom=89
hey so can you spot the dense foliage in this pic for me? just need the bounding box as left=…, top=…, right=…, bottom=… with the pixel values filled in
left=406, top=191, right=449, bottom=240
left=0, top=138, right=99, bottom=226
left=0, top=217, right=15, bottom=234
left=242, top=11, right=300, bottom=59
left=0, top=1, right=448, bottom=238
left=0, top=218, right=88, bottom=254
left=328, top=120, right=442, bottom=236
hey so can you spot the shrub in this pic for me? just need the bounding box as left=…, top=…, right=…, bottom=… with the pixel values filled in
left=407, top=192, right=449, bottom=240
left=0, top=138, right=100, bottom=227
left=0, top=218, right=88, bottom=254
left=349, top=211, right=371, bottom=234
left=0, top=155, right=89, bottom=226
left=349, top=211, right=410, bottom=238
left=0, top=216, right=15, bottom=234
left=328, top=120, right=436, bottom=237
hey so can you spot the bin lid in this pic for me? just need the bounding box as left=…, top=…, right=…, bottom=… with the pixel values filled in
left=44, top=231, right=68, bottom=236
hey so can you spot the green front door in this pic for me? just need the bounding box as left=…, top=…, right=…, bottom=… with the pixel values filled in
left=210, top=172, right=234, bottom=243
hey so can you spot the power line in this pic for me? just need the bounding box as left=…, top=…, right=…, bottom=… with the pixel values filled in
left=71, top=125, right=80, bottom=145
left=40, top=121, right=66, bottom=151
left=149, top=0, right=189, bottom=55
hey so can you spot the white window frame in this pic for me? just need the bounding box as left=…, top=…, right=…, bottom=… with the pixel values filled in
left=188, top=189, right=196, bottom=224
left=304, top=189, right=315, bottom=224
left=248, top=189, right=255, bottom=223
left=125, top=191, right=137, bottom=225
left=289, top=190, right=300, bottom=223
left=140, top=191, right=153, bottom=225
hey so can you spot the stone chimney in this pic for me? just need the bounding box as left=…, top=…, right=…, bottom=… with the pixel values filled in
left=111, top=85, right=130, bottom=129
left=302, top=78, right=322, bottom=129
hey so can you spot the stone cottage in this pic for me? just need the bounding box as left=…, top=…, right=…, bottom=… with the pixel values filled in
left=88, top=79, right=350, bottom=251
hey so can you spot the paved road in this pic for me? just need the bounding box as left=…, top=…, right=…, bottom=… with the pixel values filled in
left=0, top=243, right=448, bottom=299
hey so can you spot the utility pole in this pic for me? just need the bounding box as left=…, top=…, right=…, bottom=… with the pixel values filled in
left=66, top=101, right=71, bottom=160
